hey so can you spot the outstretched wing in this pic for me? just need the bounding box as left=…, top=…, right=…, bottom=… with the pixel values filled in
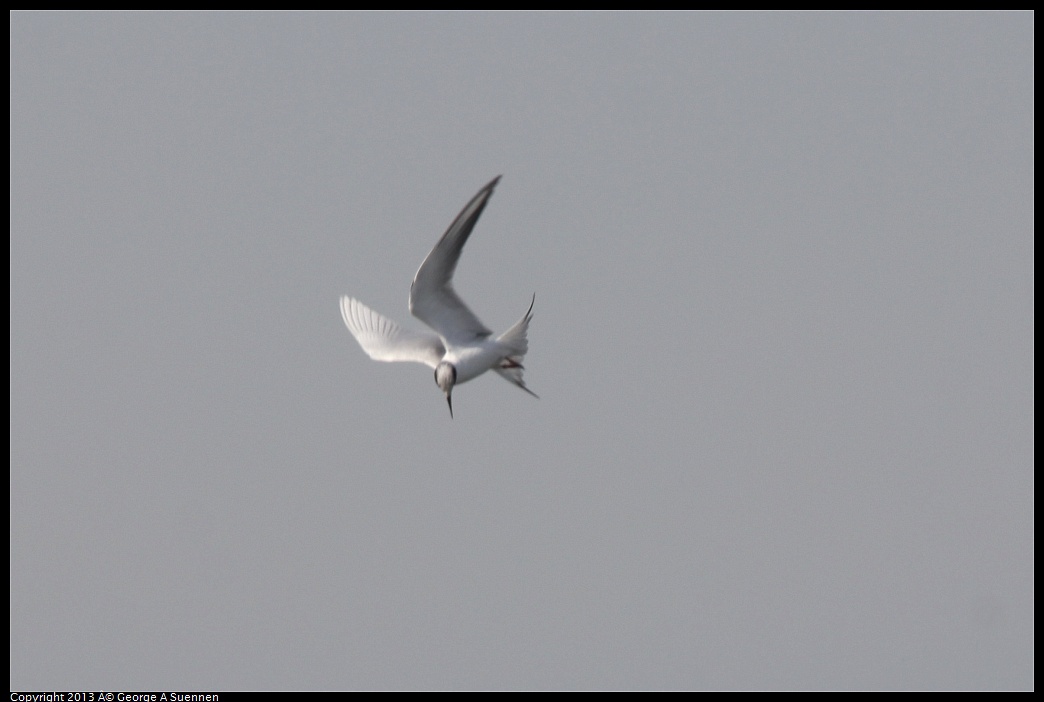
left=340, top=296, right=444, bottom=369
left=409, top=176, right=500, bottom=344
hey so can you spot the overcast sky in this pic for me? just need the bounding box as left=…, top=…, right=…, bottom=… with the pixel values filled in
left=10, top=11, right=1033, bottom=691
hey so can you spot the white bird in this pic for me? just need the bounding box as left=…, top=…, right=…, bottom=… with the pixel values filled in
left=340, top=176, right=537, bottom=418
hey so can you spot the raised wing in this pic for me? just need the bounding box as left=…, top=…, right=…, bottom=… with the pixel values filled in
left=409, top=176, right=500, bottom=344
left=340, top=296, right=445, bottom=369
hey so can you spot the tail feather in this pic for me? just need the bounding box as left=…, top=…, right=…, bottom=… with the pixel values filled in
left=495, top=294, right=538, bottom=398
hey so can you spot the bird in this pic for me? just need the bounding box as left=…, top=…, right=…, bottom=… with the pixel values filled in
left=340, top=176, right=537, bottom=418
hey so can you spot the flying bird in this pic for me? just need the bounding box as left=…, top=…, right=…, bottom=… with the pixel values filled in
left=340, top=176, right=537, bottom=418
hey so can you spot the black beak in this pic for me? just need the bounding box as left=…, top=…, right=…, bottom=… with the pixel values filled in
left=446, top=393, right=453, bottom=419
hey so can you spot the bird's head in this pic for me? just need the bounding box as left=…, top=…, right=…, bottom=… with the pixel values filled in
left=434, top=361, right=457, bottom=418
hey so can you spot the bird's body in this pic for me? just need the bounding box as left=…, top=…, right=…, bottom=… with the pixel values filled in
left=340, top=176, right=537, bottom=417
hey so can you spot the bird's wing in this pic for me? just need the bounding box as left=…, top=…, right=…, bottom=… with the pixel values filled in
left=340, top=296, right=444, bottom=369
left=409, top=176, right=500, bottom=344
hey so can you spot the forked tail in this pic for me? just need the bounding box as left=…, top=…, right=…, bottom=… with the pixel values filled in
left=495, top=294, right=538, bottom=398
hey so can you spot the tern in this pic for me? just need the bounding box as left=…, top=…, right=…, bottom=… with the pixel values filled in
left=340, top=176, right=537, bottom=418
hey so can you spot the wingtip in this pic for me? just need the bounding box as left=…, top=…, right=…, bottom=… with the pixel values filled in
left=339, top=296, right=358, bottom=344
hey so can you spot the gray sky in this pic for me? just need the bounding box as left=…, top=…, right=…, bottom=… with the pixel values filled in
left=10, top=11, right=1033, bottom=691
